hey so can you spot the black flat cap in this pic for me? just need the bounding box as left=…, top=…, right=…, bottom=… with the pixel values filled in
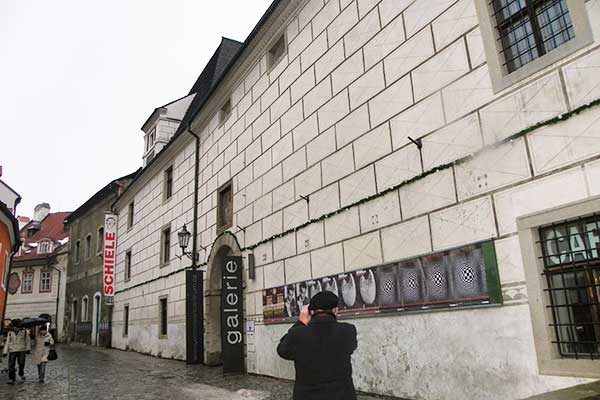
left=309, top=291, right=339, bottom=311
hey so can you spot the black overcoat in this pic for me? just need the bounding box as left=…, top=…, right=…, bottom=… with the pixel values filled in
left=277, top=313, right=358, bottom=400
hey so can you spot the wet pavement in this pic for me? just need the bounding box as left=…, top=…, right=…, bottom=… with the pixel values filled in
left=0, top=344, right=386, bottom=399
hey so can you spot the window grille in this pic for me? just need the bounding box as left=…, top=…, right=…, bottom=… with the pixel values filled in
left=491, top=0, right=575, bottom=73
left=159, top=298, right=168, bottom=337
left=539, top=214, right=600, bottom=360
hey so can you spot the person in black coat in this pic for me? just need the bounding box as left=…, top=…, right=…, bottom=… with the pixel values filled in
left=277, top=291, right=358, bottom=400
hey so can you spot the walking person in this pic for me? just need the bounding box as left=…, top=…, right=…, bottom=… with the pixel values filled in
left=2, top=319, right=31, bottom=384
left=277, top=291, right=358, bottom=400
left=31, top=324, right=54, bottom=383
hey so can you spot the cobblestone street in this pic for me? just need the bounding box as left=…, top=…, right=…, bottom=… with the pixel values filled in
left=0, top=344, right=383, bottom=400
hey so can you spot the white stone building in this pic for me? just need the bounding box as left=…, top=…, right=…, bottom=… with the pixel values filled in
left=111, top=0, right=600, bottom=398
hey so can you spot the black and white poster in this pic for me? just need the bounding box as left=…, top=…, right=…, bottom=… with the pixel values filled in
left=263, top=241, right=498, bottom=324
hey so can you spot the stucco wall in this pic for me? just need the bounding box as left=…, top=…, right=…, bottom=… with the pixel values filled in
left=112, top=0, right=600, bottom=397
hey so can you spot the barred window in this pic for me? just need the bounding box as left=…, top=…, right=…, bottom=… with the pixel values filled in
left=539, top=215, right=600, bottom=359
left=492, top=0, right=575, bottom=73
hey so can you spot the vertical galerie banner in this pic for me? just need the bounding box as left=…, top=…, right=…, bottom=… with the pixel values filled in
left=103, top=214, right=118, bottom=306
left=186, top=270, right=204, bottom=365
left=221, top=256, right=244, bottom=374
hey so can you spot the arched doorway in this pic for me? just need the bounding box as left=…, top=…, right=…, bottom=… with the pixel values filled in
left=204, top=232, right=243, bottom=367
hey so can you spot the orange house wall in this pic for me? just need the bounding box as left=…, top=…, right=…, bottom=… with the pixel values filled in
left=0, top=223, right=12, bottom=323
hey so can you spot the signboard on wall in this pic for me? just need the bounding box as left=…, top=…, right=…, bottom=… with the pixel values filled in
left=186, top=270, right=204, bottom=365
left=221, top=256, right=244, bottom=374
left=103, top=214, right=118, bottom=306
left=263, top=240, right=501, bottom=324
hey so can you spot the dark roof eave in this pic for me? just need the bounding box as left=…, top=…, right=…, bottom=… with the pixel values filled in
left=65, top=169, right=140, bottom=224
left=114, top=1, right=282, bottom=208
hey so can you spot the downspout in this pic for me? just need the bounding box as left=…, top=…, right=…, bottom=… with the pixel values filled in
left=186, top=123, right=201, bottom=269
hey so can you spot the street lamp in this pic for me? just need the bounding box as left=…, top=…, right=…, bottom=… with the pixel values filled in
left=176, top=224, right=203, bottom=262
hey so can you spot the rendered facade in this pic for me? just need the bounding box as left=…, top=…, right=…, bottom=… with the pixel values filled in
left=110, top=1, right=600, bottom=399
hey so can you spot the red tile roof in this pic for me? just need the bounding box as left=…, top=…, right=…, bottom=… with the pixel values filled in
left=14, top=212, right=71, bottom=262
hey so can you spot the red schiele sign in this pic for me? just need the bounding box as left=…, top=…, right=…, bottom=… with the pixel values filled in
left=103, top=214, right=118, bottom=305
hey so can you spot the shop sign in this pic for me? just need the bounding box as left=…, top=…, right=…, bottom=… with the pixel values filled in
left=103, top=214, right=117, bottom=305
left=221, top=256, right=244, bottom=374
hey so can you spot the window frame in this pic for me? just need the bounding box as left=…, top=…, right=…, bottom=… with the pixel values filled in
left=218, top=99, right=232, bottom=126
left=217, top=180, right=233, bottom=234
left=85, top=234, right=92, bottom=259
left=39, top=270, right=52, bottom=293
left=21, top=271, right=34, bottom=294
left=158, top=296, right=168, bottom=339
left=517, top=195, right=600, bottom=378
left=81, top=295, right=89, bottom=322
left=123, top=304, right=130, bottom=337
left=124, top=249, right=132, bottom=282
left=160, top=225, right=171, bottom=267
left=163, top=165, right=174, bottom=202
left=267, top=33, right=287, bottom=71
left=37, top=240, right=52, bottom=254
left=75, top=240, right=81, bottom=264
left=96, top=226, right=104, bottom=256
left=127, top=201, right=135, bottom=230
left=475, top=0, right=593, bottom=92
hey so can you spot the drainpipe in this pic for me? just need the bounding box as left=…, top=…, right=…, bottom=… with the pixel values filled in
left=186, top=122, right=201, bottom=269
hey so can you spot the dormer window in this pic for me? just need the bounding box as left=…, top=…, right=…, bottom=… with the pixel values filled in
left=38, top=240, right=52, bottom=254
left=147, top=127, right=156, bottom=152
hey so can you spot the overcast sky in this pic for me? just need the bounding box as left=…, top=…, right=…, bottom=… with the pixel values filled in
left=0, top=0, right=273, bottom=218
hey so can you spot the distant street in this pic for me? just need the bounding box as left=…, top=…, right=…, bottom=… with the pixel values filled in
left=0, top=344, right=384, bottom=399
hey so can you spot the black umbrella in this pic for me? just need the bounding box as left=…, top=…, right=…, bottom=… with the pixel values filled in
left=18, top=317, right=50, bottom=328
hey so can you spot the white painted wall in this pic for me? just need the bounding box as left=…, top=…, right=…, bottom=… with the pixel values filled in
left=113, top=0, right=600, bottom=397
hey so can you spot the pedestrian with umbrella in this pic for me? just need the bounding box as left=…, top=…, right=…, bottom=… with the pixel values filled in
left=2, top=319, right=31, bottom=384
left=31, top=323, right=54, bottom=383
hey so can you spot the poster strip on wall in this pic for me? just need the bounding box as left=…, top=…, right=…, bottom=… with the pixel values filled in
left=262, top=240, right=501, bottom=324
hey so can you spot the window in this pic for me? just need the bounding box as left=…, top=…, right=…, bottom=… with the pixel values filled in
left=217, top=180, right=233, bottom=233
left=128, top=202, right=134, bottom=229
left=492, top=0, right=574, bottom=73
left=82, top=296, right=89, bottom=322
left=147, top=127, right=156, bottom=151
left=22, top=271, right=33, bottom=293
left=538, top=216, right=600, bottom=359
left=268, top=34, right=286, bottom=70
left=72, top=300, right=79, bottom=323
left=85, top=234, right=92, bottom=259
left=123, top=305, right=130, bottom=337
left=164, top=166, right=173, bottom=200
left=475, top=0, right=593, bottom=92
left=159, top=296, right=168, bottom=338
left=518, top=196, right=600, bottom=378
left=75, top=240, right=81, bottom=264
left=40, top=271, right=52, bottom=292
left=97, top=227, right=104, bottom=255
left=219, top=99, right=232, bottom=126
left=160, top=226, right=171, bottom=266
left=125, top=250, right=132, bottom=281
left=38, top=240, right=52, bottom=254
